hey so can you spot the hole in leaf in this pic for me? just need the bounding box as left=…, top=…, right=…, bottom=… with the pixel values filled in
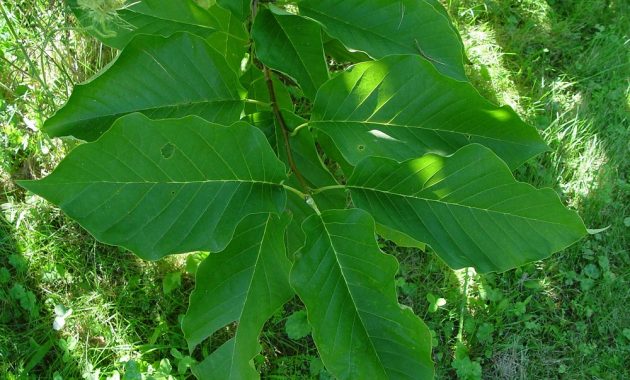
left=357, top=145, right=365, bottom=151
left=161, top=143, right=175, bottom=159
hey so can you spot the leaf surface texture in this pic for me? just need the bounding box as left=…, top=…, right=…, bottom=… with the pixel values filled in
left=291, top=209, right=434, bottom=379
left=183, top=214, right=293, bottom=379
left=312, top=55, right=548, bottom=169
left=21, top=114, right=287, bottom=260
left=348, top=144, right=587, bottom=272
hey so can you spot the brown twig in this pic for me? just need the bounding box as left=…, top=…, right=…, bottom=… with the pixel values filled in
left=262, top=67, right=310, bottom=193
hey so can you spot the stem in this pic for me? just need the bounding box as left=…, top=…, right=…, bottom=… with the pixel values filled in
left=263, top=66, right=310, bottom=192
left=457, top=269, right=470, bottom=342
left=282, top=184, right=307, bottom=200
left=283, top=184, right=320, bottom=215
left=290, top=122, right=310, bottom=136
left=251, top=0, right=309, bottom=193
left=312, top=185, right=346, bottom=195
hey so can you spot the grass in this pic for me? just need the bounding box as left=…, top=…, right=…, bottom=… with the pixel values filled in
left=1, top=0, right=628, bottom=379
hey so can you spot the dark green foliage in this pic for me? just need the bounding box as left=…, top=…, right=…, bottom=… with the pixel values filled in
left=14, top=1, right=590, bottom=378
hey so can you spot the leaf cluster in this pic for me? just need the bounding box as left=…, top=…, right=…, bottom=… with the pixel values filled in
left=19, top=1, right=586, bottom=378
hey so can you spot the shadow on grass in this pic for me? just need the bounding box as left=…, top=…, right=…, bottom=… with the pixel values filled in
left=0, top=211, right=81, bottom=376
left=443, top=0, right=630, bottom=378
left=0, top=202, right=193, bottom=378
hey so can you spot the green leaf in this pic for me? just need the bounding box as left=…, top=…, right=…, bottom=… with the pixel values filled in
left=162, top=271, right=182, bottom=295
left=20, top=114, right=287, bottom=260
left=291, top=209, right=434, bottom=379
left=299, top=0, right=466, bottom=80
left=183, top=214, right=293, bottom=379
left=45, top=33, right=244, bottom=141
left=205, top=8, right=249, bottom=72
left=347, top=144, right=588, bottom=272
left=241, top=68, right=293, bottom=114
left=323, top=35, right=371, bottom=64
left=285, top=310, right=311, bottom=340
left=68, top=0, right=222, bottom=49
left=311, top=55, right=548, bottom=170
left=252, top=7, right=329, bottom=100
left=217, top=0, right=251, bottom=21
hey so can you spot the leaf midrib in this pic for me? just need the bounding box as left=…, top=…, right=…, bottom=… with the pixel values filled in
left=36, top=180, right=283, bottom=185
left=319, top=217, right=389, bottom=378
left=311, top=120, right=541, bottom=147
left=348, top=185, right=573, bottom=228
left=49, top=99, right=242, bottom=128
left=228, top=215, right=272, bottom=377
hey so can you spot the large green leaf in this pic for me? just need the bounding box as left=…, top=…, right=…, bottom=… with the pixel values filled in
left=298, top=0, right=466, bottom=80
left=291, top=209, right=434, bottom=379
left=19, top=114, right=287, bottom=261
left=348, top=144, right=587, bottom=273
left=45, top=33, right=243, bottom=141
left=183, top=214, right=293, bottom=379
left=311, top=55, right=548, bottom=170
left=68, top=0, right=223, bottom=49
left=252, top=7, right=329, bottom=100
left=217, top=0, right=251, bottom=21
left=205, top=8, right=249, bottom=72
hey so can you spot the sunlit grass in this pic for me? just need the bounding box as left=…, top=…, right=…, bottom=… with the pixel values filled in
left=442, top=0, right=629, bottom=378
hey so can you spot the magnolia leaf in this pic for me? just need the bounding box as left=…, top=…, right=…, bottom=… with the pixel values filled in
left=291, top=209, right=434, bottom=379
left=183, top=214, right=293, bottom=379
left=311, top=55, right=548, bottom=170
left=348, top=144, right=587, bottom=272
left=45, top=33, right=243, bottom=141
left=299, top=0, right=466, bottom=80
left=252, top=7, right=329, bottom=100
left=68, top=0, right=223, bottom=49
left=205, top=8, right=249, bottom=71
left=20, top=114, right=287, bottom=260
left=217, top=0, right=251, bottom=21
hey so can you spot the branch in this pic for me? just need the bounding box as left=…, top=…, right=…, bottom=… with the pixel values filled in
left=263, top=66, right=310, bottom=193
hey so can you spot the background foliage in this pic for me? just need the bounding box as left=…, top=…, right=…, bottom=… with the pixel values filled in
left=1, top=0, right=628, bottom=378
